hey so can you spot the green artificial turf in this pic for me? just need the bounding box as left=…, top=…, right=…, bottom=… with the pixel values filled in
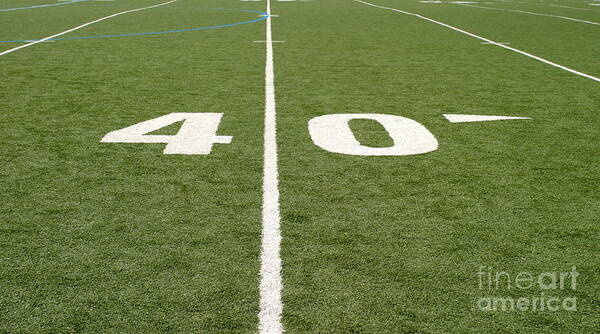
left=1, top=0, right=599, bottom=333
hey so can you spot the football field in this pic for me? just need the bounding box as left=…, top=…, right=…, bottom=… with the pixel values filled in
left=1, top=0, right=599, bottom=332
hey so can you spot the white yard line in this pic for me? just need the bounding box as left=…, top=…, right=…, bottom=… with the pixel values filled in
left=457, top=3, right=600, bottom=26
left=258, top=0, right=284, bottom=333
left=355, top=0, right=600, bottom=83
left=0, top=0, right=177, bottom=57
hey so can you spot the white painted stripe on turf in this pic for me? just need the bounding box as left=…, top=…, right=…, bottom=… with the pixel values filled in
left=456, top=3, right=600, bottom=26
left=548, top=4, right=591, bottom=11
left=444, top=114, right=531, bottom=122
left=354, top=0, right=600, bottom=83
left=0, top=0, right=177, bottom=57
left=259, top=0, right=284, bottom=333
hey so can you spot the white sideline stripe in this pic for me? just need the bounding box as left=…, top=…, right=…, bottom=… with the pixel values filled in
left=444, top=114, right=531, bottom=123
left=0, top=0, right=177, bottom=57
left=354, top=0, right=600, bottom=83
left=492, top=0, right=592, bottom=11
left=495, top=0, right=588, bottom=5
left=549, top=4, right=591, bottom=11
left=457, top=3, right=600, bottom=26
left=259, top=0, right=283, bottom=333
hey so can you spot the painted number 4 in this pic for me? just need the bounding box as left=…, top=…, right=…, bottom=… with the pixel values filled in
left=101, top=113, right=232, bottom=155
left=101, top=113, right=438, bottom=156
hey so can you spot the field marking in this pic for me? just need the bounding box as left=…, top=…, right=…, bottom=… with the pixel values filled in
left=481, top=41, right=510, bottom=44
left=101, top=113, right=232, bottom=154
left=548, top=4, right=592, bottom=11
left=422, top=1, right=595, bottom=11
left=456, top=3, right=600, bottom=26
left=259, top=0, right=284, bottom=333
left=494, top=0, right=592, bottom=4
left=488, top=0, right=593, bottom=11
left=0, top=0, right=177, bottom=57
left=355, top=0, right=600, bottom=83
left=0, top=9, right=268, bottom=44
left=0, top=0, right=85, bottom=12
left=444, top=114, right=531, bottom=123
left=254, top=40, right=285, bottom=42
left=0, top=9, right=269, bottom=43
left=309, top=114, right=438, bottom=156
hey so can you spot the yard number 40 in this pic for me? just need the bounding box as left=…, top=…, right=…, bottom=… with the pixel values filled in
left=101, top=113, right=439, bottom=156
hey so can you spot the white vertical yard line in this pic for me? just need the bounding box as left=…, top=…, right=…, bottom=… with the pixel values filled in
left=0, top=0, right=177, bottom=57
left=354, top=0, right=600, bottom=83
left=259, top=0, right=284, bottom=333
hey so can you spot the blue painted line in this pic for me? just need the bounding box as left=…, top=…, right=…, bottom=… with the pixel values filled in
left=0, top=9, right=268, bottom=43
left=0, top=0, right=86, bottom=12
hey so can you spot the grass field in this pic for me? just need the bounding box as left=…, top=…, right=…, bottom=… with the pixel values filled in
left=1, top=0, right=599, bottom=333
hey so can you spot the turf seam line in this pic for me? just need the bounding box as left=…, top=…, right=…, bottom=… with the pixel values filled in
left=258, top=0, right=284, bottom=332
left=0, top=0, right=178, bottom=57
left=355, top=0, right=600, bottom=83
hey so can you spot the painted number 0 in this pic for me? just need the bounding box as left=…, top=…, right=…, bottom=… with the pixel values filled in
left=101, top=113, right=438, bottom=156
left=309, top=114, right=438, bottom=156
